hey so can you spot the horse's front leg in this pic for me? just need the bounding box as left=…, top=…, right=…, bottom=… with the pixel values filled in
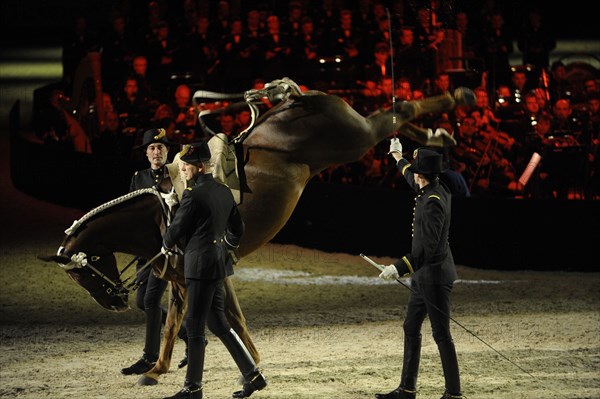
left=138, top=280, right=187, bottom=385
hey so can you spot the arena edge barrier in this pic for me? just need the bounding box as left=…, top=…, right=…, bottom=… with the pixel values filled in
left=272, top=180, right=599, bottom=272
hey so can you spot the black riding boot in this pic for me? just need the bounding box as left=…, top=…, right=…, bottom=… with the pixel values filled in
left=144, top=306, right=163, bottom=361
left=437, top=340, right=461, bottom=397
left=178, top=323, right=189, bottom=369
left=164, top=336, right=204, bottom=398
left=375, top=334, right=421, bottom=399
left=218, top=329, right=267, bottom=398
left=163, top=383, right=202, bottom=399
left=176, top=335, right=205, bottom=397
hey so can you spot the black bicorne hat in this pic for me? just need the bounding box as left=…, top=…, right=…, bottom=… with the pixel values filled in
left=408, top=147, right=445, bottom=174
left=134, top=128, right=172, bottom=150
left=179, top=140, right=211, bottom=164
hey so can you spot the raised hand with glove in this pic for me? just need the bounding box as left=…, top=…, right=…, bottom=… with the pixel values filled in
left=388, top=138, right=403, bottom=161
left=388, top=138, right=403, bottom=154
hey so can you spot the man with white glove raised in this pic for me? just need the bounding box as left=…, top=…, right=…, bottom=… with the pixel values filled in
left=374, top=138, right=464, bottom=399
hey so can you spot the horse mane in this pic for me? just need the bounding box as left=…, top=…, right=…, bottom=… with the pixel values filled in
left=64, top=188, right=165, bottom=236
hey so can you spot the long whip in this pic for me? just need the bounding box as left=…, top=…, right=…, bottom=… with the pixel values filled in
left=386, top=8, right=397, bottom=138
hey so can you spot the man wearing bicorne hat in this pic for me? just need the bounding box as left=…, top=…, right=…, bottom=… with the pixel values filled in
left=374, top=141, right=463, bottom=399
left=121, top=128, right=188, bottom=375
left=161, top=140, right=267, bottom=399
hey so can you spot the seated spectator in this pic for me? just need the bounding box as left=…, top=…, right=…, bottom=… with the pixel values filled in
left=217, top=16, right=256, bottom=91
left=539, top=110, right=585, bottom=199
left=260, top=14, right=292, bottom=81
left=474, top=86, right=502, bottom=127
left=548, top=61, right=573, bottom=103
left=571, top=77, right=600, bottom=105
left=494, top=84, right=523, bottom=120
left=395, top=78, right=413, bottom=101
left=508, top=69, right=530, bottom=105
left=362, top=42, right=392, bottom=90
left=114, top=77, right=149, bottom=137
left=131, top=54, right=160, bottom=107
left=169, top=84, right=195, bottom=133
left=511, top=91, right=545, bottom=144
left=550, top=98, right=583, bottom=144
left=234, top=108, right=252, bottom=134
left=290, top=16, right=323, bottom=87
left=361, top=76, right=395, bottom=114
left=146, top=20, right=182, bottom=93
left=218, top=111, right=237, bottom=138
left=430, top=72, right=453, bottom=96
left=515, top=112, right=553, bottom=198
left=151, top=103, right=175, bottom=126
left=395, top=26, right=422, bottom=89
left=453, top=113, right=517, bottom=197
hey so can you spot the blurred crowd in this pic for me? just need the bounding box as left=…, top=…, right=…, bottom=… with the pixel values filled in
left=34, top=0, right=599, bottom=199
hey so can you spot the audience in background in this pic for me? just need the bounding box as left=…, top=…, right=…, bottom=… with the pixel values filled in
left=46, top=2, right=598, bottom=200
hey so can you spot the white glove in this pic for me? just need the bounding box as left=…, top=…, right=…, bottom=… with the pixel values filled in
left=379, top=264, right=400, bottom=280
left=164, top=190, right=179, bottom=208
left=161, top=245, right=175, bottom=257
left=388, top=138, right=403, bottom=154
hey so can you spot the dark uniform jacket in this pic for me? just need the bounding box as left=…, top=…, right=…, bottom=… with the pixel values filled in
left=163, top=173, right=244, bottom=280
left=129, top=165, right=169, bottom=192
left=394, top=158, right=458, bottom=285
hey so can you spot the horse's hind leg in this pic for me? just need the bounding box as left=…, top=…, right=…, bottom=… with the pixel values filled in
left=396, top=88, right=475, bottom=123
left=223, top=276, right=260, bottom=364
left=396, top=92, right=455, bottom=122
left=399, top=122, right=457, bottom=147
left=138, top=281, right=187, bottom=385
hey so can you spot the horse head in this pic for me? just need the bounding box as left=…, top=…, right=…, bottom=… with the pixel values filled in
left=39, top=189, right=169, bottom=312
left=39, top=250, right=129, bottom=312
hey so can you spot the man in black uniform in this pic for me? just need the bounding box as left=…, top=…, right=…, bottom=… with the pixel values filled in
left=375, top=140, right=463, bottom=399
left=121, top=128, right=187, bottom=374
left=162, top=141, right=267, bottom=399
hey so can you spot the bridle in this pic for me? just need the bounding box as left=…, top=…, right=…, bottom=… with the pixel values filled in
left=56, top=188, right=175, bottom=301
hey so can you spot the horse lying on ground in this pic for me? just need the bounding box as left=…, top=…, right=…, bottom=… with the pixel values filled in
left=40, top=77, right=475, bottom=386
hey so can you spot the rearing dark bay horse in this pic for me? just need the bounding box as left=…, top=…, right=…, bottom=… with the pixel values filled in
left=41, top=78, right=474, bottom=386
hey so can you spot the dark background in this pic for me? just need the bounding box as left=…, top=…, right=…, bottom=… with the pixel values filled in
left=1, top=0, right=598, bottom=46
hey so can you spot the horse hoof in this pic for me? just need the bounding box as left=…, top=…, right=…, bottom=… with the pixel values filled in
left=137, top=374, right=159, bottom=386
left=453, top=87, right=476, bottom=107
